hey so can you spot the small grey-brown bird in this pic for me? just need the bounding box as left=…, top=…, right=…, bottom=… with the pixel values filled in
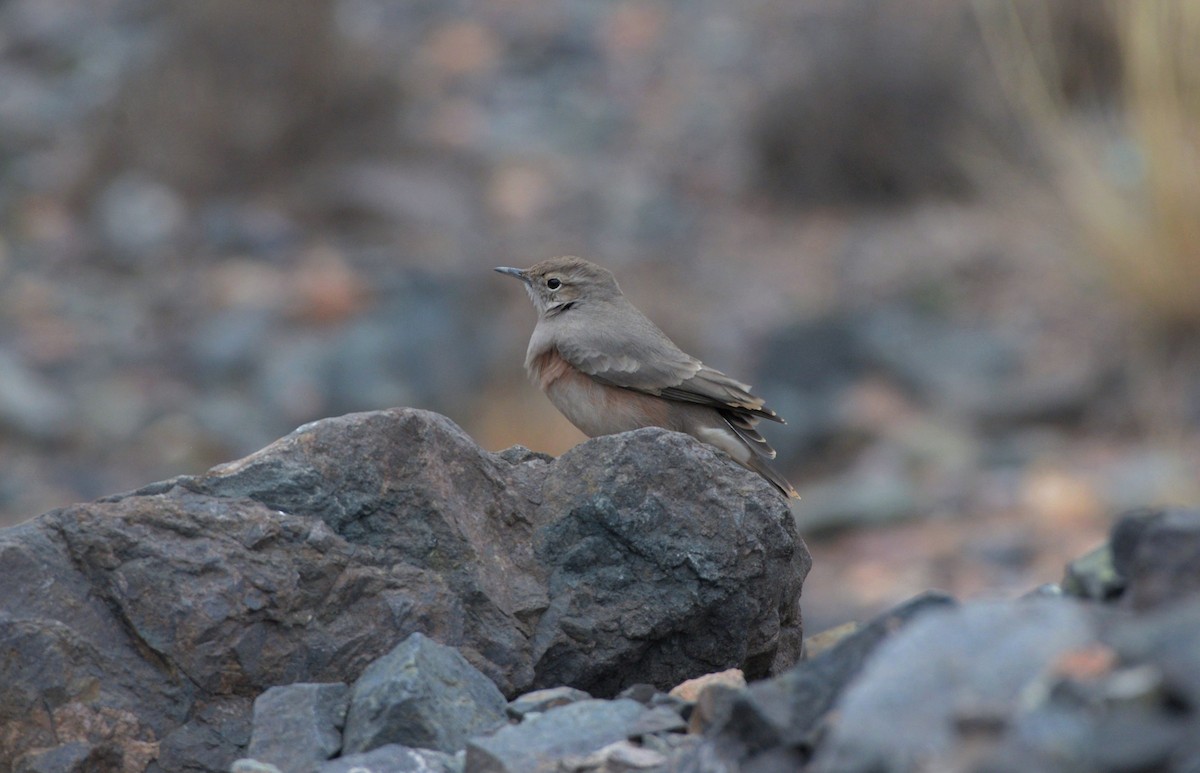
left=495, top=255, right=798, bottom=499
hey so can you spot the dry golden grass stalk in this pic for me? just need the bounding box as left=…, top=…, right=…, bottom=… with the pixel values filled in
left=976, top=1, right=1200, bottom=329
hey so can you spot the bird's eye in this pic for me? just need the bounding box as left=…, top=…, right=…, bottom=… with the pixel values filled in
left=547, top=277, right=562, bottom=290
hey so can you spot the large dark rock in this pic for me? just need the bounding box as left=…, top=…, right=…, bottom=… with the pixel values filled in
left=0, top=518, right=183, bottom=773
left=0, top=408, right=808, bottom=772
left=342, top=633, right=506, bottom=755
left=530, top=428, right=808, bottom=694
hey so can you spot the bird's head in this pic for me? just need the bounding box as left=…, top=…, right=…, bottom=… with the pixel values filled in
left=495, top=256, right=622, bottom=318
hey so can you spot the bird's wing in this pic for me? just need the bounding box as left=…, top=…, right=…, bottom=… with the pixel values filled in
left=723, top=413, right=777, bottom=459
left=556, top=312, right=784, bottom=424
left=556, top=324, right=703, bottom=393
left=660, top=367, right=784, bottom=423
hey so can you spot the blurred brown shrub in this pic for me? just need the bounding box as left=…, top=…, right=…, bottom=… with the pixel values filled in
left=750, top=1, right=1023, bottom=206
left=86, top=0, right=400, bottom=198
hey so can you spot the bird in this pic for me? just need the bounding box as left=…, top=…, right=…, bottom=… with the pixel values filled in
left=495, top=255, right=798, bottom=499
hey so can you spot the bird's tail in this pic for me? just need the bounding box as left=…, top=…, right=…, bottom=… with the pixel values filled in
left=745, top=455, right=800, bottom=500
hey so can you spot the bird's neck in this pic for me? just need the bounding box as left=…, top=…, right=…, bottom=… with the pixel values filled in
left=542, top=300, right=578, bottom=318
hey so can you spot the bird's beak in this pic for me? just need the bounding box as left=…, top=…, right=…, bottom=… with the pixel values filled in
left=494, top=266, right=531, bottom=284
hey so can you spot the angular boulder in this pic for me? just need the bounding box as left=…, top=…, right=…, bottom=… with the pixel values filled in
left=341, top=632, right=506, bottom=755
left=464, top=698, right=649, bottom=773
left=245, top=682, right=350, bottom=773
left=700, top=591, right=956, bottom=768
left=1110, top=507, right=1200, bottom=610
left=809, top=599, right=1097, bottom=772
left=0, top=408, right=808, bottom=772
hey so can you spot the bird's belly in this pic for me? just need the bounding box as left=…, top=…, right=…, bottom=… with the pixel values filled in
left=544, top=371, right=666, bottom=438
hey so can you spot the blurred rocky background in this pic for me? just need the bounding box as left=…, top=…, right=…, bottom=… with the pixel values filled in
left=1, top=0, right=1198, bottom=630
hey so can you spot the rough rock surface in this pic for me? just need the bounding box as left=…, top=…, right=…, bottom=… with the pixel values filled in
left=245, top=683, right=349, bottom=773
left=672, top=506, right=1200, bottom=773
left=464, top=699, right=649, bottom=773
left=810, top=599, right=1096, bottom=772
left=0, top=408, right=808, bottom=772
left=505, top=687, right=593, bottom=720
left=802, top=596, right=1200, bottom=773
left=341, top=632, right=506, bottom=755
left=316, top=744, right=459, bottom=773
left=700, top=591, right=956, bottom=768
left=1109, top=507, right=1200, bottom=610
left=239, top=508, right=1200, bottom=773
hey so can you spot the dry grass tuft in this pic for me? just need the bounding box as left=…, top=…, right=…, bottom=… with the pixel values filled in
left=977, top=1, right=1200, bottom=330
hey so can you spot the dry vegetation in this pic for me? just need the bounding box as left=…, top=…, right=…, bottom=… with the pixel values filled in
left=977, top=1, right=1200, bottom=331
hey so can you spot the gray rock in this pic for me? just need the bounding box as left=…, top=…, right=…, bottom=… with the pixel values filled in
left=198, top=199, right=299, bottom=255
left=507, top=687, right=593, bottom=720
left=685, top=683, right=743, bottom=740
left=531, top=428, right=809, bottom=694
left=1083, top=598, right=1200, bottom=771
left=322, top=277, right=497, bottom=418
left=614, top=681, right=691, bottom=720
left=855, top=306, right=1110, bottom=426
left=961, top=597, right=1200, bottom=773
left=342, top=633, right=507, bottom=755
left=1110, top=507, right=1165, bottom=578
left=688, top=587, right=1200, bottom=773
left=791, top=461, right=920, bottom=533
left=649, top=693, right=691, bottom=716
left=700, top=592, right=955, bottom=767
left=0, top=349, right=73, bottom=443
left=615, top=684, right=658, bottom=705
left=0, top=518, right=186, bottom=769
left=464, top=699, right=647, bottom=773
left=751, top=315, right=865, bottom=462
left=156, top=696, right=253, bottom=773
left=1110, top=507, right=1200, bottom=610
left=571, top=740, right=670, bottom=771
left=810, top=599, right=1095, bottom=772
left=190, top=409, right=807, bottom=694
left=230, top=761, right=283, bottom=773
left=628, top=706, right=688, bottom=737
left=186, top=273, right=498, bottom=448
left=246, top=683, right=349, bottom=772
left=1062, top=544, right=1124, bottom=602
left=754, top=303, right=1116, bottom=470
left=93, top=172, right=188, bottom=258
left=13, top=741, right=119, bottom=773
left=0, top=409, right=807, bottom=768
left=317, top=744, right=459, bottom=773
left=1105, top=596, right=1200, bottom=718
